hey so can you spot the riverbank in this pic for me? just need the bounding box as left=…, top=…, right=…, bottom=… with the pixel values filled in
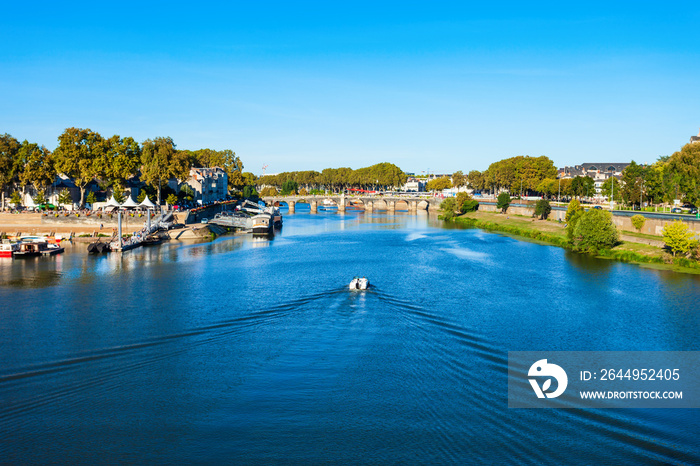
left=450, top=211, right=700, bottom=275
left=0, top=213, right=228, bottom=242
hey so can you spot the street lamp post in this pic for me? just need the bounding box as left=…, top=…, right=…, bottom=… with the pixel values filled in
left=610, top=176, right=614, bottom=210
left=558, top=177, right=561, bottom=203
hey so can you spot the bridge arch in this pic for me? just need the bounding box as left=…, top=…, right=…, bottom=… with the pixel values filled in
left=417, top=200, right=430, bottom=210
left=394, top=200, right=409, bottom=211
left=372, top=199, right=388, bottom=210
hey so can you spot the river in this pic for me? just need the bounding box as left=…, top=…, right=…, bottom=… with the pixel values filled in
left=1, top=207, right=699, bottom=464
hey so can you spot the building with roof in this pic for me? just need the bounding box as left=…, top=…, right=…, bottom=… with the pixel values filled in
left=690, top=128, right=700, bottom=144
left=184, top=167, right=228, bottom=204
left=558, top=163, right=630, bottom=197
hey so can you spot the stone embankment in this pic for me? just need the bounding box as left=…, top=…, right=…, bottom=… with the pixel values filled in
left=0, top=212, right=225, bottom=241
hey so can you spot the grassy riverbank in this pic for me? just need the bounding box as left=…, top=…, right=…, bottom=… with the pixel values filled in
left=450, top=211, right=700, bottom=275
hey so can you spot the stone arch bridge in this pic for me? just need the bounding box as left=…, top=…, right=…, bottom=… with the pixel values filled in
left=262, top=195, right=441, bottom=213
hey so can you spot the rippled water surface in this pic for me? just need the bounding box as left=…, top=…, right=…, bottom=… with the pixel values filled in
left=1, top=209, right=699, bottom=464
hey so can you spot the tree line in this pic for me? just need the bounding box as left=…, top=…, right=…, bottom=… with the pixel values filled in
left=256, top=163, right=408, bottom=193
left=435, top=145, right=700, bottom=207
left=0, top=128, right=245, bottom=207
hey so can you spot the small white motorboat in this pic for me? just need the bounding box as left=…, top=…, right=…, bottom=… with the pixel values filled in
left=349, top=277, right=370, bottom=290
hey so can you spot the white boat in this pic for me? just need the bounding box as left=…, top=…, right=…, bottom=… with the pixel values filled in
left=251, top=213, right=273, bottom=235
left=349, top=277, right=370, bottom=290
left=0, top=241, right=20, bottom=258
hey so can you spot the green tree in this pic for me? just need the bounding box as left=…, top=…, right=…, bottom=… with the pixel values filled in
left=621, top=161, right=647, bottom=207
left=643, top=162, right=666, bottom=206
left=558, top=178, right=573, bottom=200
left=455, top=192, right=470, bottom=208
left=195, top=149, right=243, bottom=192
left=280, top=179, right=299, bottom=195
left=426, top=176, right=452, bottom=191
left=17, top=141, right=55, bottom=194
left=497, top=192, right=511, bottom=213
left=534, top=199, right=552, bottom=219
left=141, top=137, right=188, bottom=205
left=565, top=199, right=583, bottom=223
left=137, top=185, right=157, bottom=204
left=565, top=199, right=584, bottom=243
left=452, top=171, right=466, bottom=188
left=242, top=185, right=258, bottom=198
left=112, top=183, right=126, bottom=203
left=33, top=190, right=47, bottom=205
left=667, top=143, right=700, bottom=205
left=439, top=197, right=458, bottom=219
left=102, top=135, right=141, bottom=187
left=0, top=134, right=20, bottom=209
left=53, top=127, right=104, bottom=207
left=179, top=184, right=194, bottom=201
left=600, top=177, right=622, bottom=203
left=631, top=214, right=646, bottom=232
left=86, top=191, right=97, bottom=205
left=467, top=170, right=485, bottom=191
left=58, top=189, right=72, bottom=207
left=662, top=220, right=698, bottom=257
left=10, top=191, right=22, bottom=206
left=259, top=187, right=278, bottom=197
left=572, top=209, right=619, bottom=253
left=536, top=178, right=558, bottom=199
left=231, top=171, right=257, bottom=190
left=166, top=193, right=178, bottom=205
left=462, top=199, right=479, bottom=213
left=486, top=155, right=557, bottom=193
left=570, top=176, right=595, bottom=199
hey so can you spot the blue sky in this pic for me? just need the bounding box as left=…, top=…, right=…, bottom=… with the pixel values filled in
left=1, top=2, right=699, bottom=175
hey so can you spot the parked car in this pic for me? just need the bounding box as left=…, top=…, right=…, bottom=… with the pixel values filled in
left=690, top=208, right=698, bottom=214
left=593, top=206, right=603, bottom=210
left=671, top=207, right=683, bottom=213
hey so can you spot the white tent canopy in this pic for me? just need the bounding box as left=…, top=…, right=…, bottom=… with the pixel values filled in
left=139, top=196, right=157, bottom=208
left=120, top=195, right=139, bottom=208
left=104, top=195, right=121, bottom=208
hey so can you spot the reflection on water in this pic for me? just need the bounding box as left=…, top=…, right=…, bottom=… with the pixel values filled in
left=0, top=212, right=699, bottom=464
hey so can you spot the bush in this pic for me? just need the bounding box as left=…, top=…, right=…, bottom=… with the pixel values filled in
left=497, top=192, right=511, bottom=213
left=631, top=214, right=646, bottom=232
left=462, top=199, right=479, bottom=213
left=439, top=198, right=458, bottom=220
left=565, top=199, right=583, bottom=223
left=662, top=220, right=698, bottom=257
left=534, top=199, right=552, bottom=219
left=572, top=209, right=619, bottom=253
